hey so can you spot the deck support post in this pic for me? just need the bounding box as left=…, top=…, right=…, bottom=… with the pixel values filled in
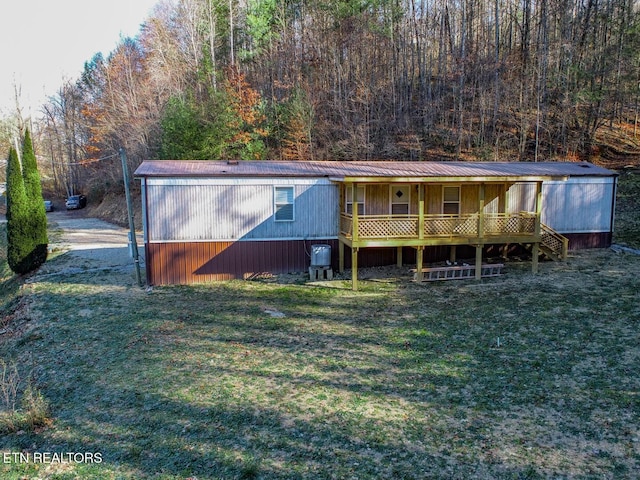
left=475, top=245, right=483, bottom=280
left=339, top=240, right=345, bottom=273
left=352, top=247, right=359, bottom=291
left=449, top=245, right=457, bottom=263
left=532, top=180, right=543, bottom=274
left=502, top=243, right=509, bottom=260
left=397, top=246, right=403, bottom=267
left=415, top=247, right=424, bottom=282
left=534, top=181, right=543, bottom=238
left=351, top=183, right=359, bottom=243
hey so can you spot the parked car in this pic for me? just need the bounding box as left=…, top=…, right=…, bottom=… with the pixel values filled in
left=65, top=194, right=87, bottom=210
left=44, top=200, right=54, bottom=212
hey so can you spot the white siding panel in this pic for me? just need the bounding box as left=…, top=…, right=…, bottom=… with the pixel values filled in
left=542, top=179, right=615, bottom=233
left=507, top=178, right=615, bottom=233
left=147, top=180, right=338, bottom=241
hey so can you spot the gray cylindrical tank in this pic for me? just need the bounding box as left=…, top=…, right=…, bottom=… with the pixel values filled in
left=310, top=244, right=332, bottom=267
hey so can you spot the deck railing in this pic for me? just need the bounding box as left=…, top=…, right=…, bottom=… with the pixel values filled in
left=340, top=212, right=536, bottom=240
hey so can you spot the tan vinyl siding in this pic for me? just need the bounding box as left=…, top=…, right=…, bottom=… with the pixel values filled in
left=410, top=187, right=419, bottom=213
left=426, top=185, right=443, bottom=214
left=343, top=184, right=416, bottom=215
left=367, top=184, right=389, bottom=215
left=484, top=184, right=506, bottom=213
left=506, top=183, right=537, bottom=213
left=460, top=185, right=477, bottom=214
left=342, top=183, right=509, bottom=216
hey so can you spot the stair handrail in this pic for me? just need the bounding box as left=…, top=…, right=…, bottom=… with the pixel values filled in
left=540, top=223, right=569, bottom=260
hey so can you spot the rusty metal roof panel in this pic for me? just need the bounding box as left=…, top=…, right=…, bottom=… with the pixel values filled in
left=134, top=160, right=617, bottom=180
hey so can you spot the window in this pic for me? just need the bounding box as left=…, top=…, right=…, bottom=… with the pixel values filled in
left=391, top=185, right=410, bottom=215
left=274, top=186, right=294, bottom=221
left=346, top=186, right=365, bottom=215
left=443, top=186, right=460, bottom=215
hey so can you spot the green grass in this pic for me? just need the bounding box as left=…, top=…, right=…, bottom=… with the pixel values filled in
left=0, top=226, right=21, bottom=328
left=614, top=171, right=640, bottom=248
left=0, top=175, right=639, bottom=479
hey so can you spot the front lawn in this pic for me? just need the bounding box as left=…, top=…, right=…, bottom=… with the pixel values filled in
left=0, top=174, right=638, bottom=479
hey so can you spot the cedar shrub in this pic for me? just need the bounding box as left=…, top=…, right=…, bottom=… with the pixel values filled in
left=21, top=128, right=48, bottom=269
left=5, top=147, right=32, bottom=274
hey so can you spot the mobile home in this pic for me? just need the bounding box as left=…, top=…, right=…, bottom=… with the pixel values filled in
left=134, top=160, right=617, bottom=288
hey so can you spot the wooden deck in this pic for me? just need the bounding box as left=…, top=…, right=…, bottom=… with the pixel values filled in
left=339, top=212, right=537, bottom=246
left=337, top=211, right=568, bottom=290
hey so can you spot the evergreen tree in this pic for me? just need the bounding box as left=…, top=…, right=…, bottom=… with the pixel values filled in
left=5, top=147, right=32, bottom=274
left=21, top=128, right=48, bottom=269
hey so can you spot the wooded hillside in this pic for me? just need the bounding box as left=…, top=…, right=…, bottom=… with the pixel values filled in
left=19, top=0, right=640, bottom=194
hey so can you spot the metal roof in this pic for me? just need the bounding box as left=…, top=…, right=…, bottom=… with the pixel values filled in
left=134, top=160, right=617, bottom=182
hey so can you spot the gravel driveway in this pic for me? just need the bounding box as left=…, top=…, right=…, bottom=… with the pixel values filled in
left=37, top=210, right=145, bottom=283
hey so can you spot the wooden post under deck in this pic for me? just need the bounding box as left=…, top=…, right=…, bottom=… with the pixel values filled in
left=449, top=245, right=457, bottom=263
left=397, top=246, right=403, bottom=267
left=339, top=240, right=345, bottom=273
left=415, top=247, right=424, bottom=282
left=475, top=245, right=483, bottom=280
left=352, top=247, right=359, bottom=291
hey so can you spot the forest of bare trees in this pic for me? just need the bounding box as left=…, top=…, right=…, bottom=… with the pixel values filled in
left=5, top=0, right=640, bottom=195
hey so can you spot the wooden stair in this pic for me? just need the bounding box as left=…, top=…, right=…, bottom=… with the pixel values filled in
left=519, top=225, right=568, bottom=262
left=540, top=224, right=569, bottom=261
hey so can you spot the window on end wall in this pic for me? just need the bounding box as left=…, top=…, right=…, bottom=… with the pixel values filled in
left=274, top=186, right=295, bottom=221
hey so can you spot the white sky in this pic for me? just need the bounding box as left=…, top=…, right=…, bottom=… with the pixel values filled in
left=0, top=0, right=161, bottom=117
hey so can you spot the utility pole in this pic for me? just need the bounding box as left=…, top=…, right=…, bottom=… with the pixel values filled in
left=120, top=148, right=143, bottom=286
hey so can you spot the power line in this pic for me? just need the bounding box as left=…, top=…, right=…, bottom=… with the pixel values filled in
left=61, top=152, right=119, bottom=166
left=1, top=152, right=119, bottom=167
